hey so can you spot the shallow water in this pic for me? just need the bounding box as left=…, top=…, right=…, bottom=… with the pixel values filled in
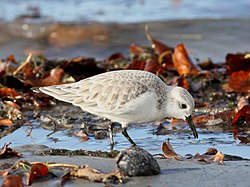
left=0, top=0, right=250, bottom=23
left=1, top=122, right=249, bottom=159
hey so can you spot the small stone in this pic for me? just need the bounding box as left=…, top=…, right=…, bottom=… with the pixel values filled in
left=115, top=146, right=160, bottom=176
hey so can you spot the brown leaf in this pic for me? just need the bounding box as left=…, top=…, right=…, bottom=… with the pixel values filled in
left=193, top=153, right=208, bottom=163
left=6, top=55, right=17, bottom=64
left=25, top=68, right=65, bottom=87
left=126, top=58, right=165, bottom=74
left=145, top=25, right=173, bottom=55
left=172, top=43, right=199, bottom=75
left=228, top=71, right=250, bottom=92
left=161, top=142, right=181, bottom=160
left=202, top=148, right=218, bottom=156
left=0, top=88, right=19, bottom=98
left=27, top=163, right=49, bottom=186
left=61, top=165, right=124, bottom=185
left=176, top=75, right=189, bottom=90
left=232, top=105, right=250, bottom=136
left=126, top=59, right=146, bottom=71
left=1, top=174, right=24, bottom=187
left=61, top=57, right=106, bottom=81
left=225, top=53, right=250, bottom=75
left=210, top=152, right=224, bottom=164
left=0, top=119, right=13, bottom=127
left=0, top=143, right=21, bottom=158
left=236, top=136, right=250, bottom=144
left=129, top=44, right=144, bottom=57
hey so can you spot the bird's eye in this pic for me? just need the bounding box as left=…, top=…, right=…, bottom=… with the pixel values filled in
left=180, top=103, right=187, bottom=109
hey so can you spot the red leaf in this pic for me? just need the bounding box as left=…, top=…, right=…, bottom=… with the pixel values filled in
left=228, top=71, right=250, bottom=92
left=161, top=142, right=181, bottom=160
left=145, top=25, right=173, bottom=55
left=225, top=53, right=250, bottom=75
left=126, top=59, right=146, bottom=71
left=27, top=163, right=49, bottom=186
left=1, top=175, right=24, bottom=187
left=0, top=143, right=21, bottom=158
left=0, top=88, right=19, bottom=98
left=173, top=43, right=199, bottom=75
left=202, top=148, right=218, bottom=156
left=236, top=136, right=250, bottom=144
left=0, top=119, right=13, bottom=127
left=129, top=44, right=144, bottom=57
left=232, top=105, right=250, bottom=136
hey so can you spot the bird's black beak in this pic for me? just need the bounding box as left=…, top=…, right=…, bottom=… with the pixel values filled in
left=185, top=115, right=198, bottom=138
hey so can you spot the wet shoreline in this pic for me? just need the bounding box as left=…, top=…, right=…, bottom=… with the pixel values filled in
left=0, top=18, right=249, bottom=62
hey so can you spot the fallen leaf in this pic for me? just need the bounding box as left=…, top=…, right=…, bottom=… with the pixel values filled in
left=228, top=71, right=250, bottom=92
left=145, top=25, right=173, bottom=55
left=0, top=143, right=21, bottom=158
left=232, top=105, right=250, bottom=136
left=210, top=152, right=224, bottom=164
left=61, top=57, right=106, bottom=81
left=27, top=163, right=49, bottom=186
left=193, top=153, right=208, bottom=163
left=126, top=59, right=146, bottom=71
left=161, top=142, right=181, bottom=160
left=1, top=174, right=24, bottom=187
left=25, top=68, right=65, bottom=87
left=225, top=53, right=250, bottom=75
left=129, top=44, right=144, bottom=57
left=236, top=136, right=250, bottom=144
left=202, top=148, right=218, bottom=156
left=0, top=119, right=13, bottom=127
left=172, top=43, right=199, bottom=75
left=0, top=88, right=19, bottom=98
left=61, top=165, right=124, bottom=185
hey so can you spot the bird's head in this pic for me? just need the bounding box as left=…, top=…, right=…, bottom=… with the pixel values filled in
left=166, top=86, right=198, bottom=138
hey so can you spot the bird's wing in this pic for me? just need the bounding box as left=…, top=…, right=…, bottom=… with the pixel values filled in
left=39, top=71, right=151, bottom=112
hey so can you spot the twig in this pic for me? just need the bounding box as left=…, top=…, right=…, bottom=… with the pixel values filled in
left=13, top=53, right=32, bottom=76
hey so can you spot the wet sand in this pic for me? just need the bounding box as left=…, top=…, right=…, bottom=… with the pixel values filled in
left=0, top=18, right=249, bottom=62
left=1, top=153, right=250, bottom=187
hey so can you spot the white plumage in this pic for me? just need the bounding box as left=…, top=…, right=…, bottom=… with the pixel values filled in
left=39, top=70, right=198, bottom=146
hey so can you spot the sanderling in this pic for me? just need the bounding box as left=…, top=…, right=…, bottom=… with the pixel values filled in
left=39, top=70, right=198, bottom=146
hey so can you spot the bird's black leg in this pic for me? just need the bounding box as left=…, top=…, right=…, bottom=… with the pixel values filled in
left=109, top=122, right=115, bottom=150
left=122, top=127, right=136, bottom=146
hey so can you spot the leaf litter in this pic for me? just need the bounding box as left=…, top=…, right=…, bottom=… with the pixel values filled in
left=0, top=25, right=250, bottom=185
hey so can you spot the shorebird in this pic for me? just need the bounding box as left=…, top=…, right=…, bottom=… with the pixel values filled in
left=39, top=70, right=198, bottom=146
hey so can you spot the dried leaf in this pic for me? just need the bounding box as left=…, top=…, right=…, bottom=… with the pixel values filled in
left=0, top=88, right=19, bottom=98
left=236, top=136, right=250, bottom=144
left=129, top=44, right=144, bottom=57
left=126, top=59, right=146, bottom=71
left=228, top=71, right=250, bottom=92
left=210, top=152, right=224, bottom=164
left=0, top=119, right=13, bottom=127
left=145, top=25, right=173, bottom=55
left=202, top=148, right=218, bottom=156
left=161, top=142, right=181, bottom=160
left=1, top=174, right=24, bottom=187
left=225, top=53, right=250, bottom=75
left=0, top=143, right=21, bottom=158
left=172, top=43, right=199, bottom=75
left=61, top=57, right=106, bottom=81
left=25, top=68, right=65, bottom=87
left=193, top=153, right=208, bottom=163
left=27, top=163, right=49, bottom=186
left=61, top=165, right=124, bottom=185
left=232, top=105, right=250, bottom=136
